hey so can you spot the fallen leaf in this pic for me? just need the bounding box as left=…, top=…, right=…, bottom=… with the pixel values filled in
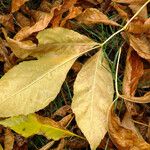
left=112, top=0, right=148, bottom=19
left=119, top=92, right=150, bottom=103
left=14, top=10, right=55, bottom=41
left=138, top=69, right=150, bottom=88
left=0, top=14, right=14, bottom=32
left=123, top=48, right=143, bottom=96
left=0, top=28, right=96, bottom=117
left=60, top=6, right=82, bottom=27
left=108, top=104, right=150, bottom=150
left=122, top=48, right=143, bottom=115
left=112, top=3, right=129, bottom=20
left=11, top=0, right=29, bottom=13
left=76, top=8, right=119, bottom=26
left=4, top=129, right=14, bottom=150
left=51, top=0, right=77, bottom=27
left=0, top=114, right=80, bottom=140
left=127, top=19, right=146, bottom=34
left=128, top=34, right=150, bottom=60
left=15, top=12, right=31, bottom=28
left=72, top=50, right=114, bottom=149
left=144, top=18, right=150, bottom=32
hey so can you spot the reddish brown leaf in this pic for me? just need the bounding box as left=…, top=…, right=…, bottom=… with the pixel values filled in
left=123, top=48, right=144, bottom=96
left=11, top=0, right=29, bottom=13
left=60, top=7, right=82, bottom=27
left=51, top=0, right=77, bottom=27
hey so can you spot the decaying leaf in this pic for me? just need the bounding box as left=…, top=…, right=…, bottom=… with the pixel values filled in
left=108, top=104, right=150, bottom=150
left=51, top=0, right=77, bottom=27
left=4, top=129, right=14, bottom=150
left=119, top=92, right=150, bottom=103
left=15, top=12, right=31, bottom=28
left=0, top=14, right=14, bottom=32
left=122, top=48, right=143, bottom=115
left=0, top=28, right=96, bottom=117
left=128, top=34, right=150, bottom=60
left=14, top=10, right=55, bottom=41
left=60, top=6, right=82, bottom=27
left=0, top=114, right=80, bottom=140
left=11, top=0, right=29, bottom=13
left=72, top=50, right=114, bottom=149
left=138, top=69, right=150, bottom=88
left=76, top=8, right=119, bottom=26
left=123, top=48, right=143, bottom=96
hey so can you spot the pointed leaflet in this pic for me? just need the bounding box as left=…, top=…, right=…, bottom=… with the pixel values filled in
left=72, top=51, right=114, bottom=149
left=0, top=28, right=97, bottom=117
left=76, top=8, right=119, bottom=26
left=0, top=114, right=80, bottom=140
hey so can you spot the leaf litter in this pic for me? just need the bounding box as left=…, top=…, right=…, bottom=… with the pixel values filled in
left=0, top=0, right=150, bottom=149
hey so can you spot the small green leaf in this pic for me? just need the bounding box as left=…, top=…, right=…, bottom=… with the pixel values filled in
left=0, top=114, right=80, bottom=140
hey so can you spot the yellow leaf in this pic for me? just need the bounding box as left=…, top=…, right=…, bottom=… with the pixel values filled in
left=76, top=8, right=119, bottom=26
left=72, top=50, right=114, bottom=149
left=0, top=114, right=80, bottom=140
left=0, top=28, right=97, bottom=117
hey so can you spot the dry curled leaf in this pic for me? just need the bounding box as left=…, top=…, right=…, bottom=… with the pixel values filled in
left=76, top=8, right=119, bottom=26
left=122, top=48, right=143, bottom=115
left=108, top=104, right=150, bottom=150
left=14, top=10, right=55, bottom=41
left=128, top=34, right=150, bottom=60
left=4, top=129, right=14, bottom=150
left=60, top=6, right=82, bottom=27
left=51, top=0, right=77, bottom=27
left=0, top=14, right=14, bottom=32
left=72, top=50, right=114, bottom=149
left=138, top=69, right=150, bottom=88
left=11, top=0, right=29, bottom=13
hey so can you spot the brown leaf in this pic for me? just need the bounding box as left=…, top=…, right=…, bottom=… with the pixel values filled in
left=129, top=4, right=148, bottom=19
left=127, top=19, right=146, bottom=34
left=4, top=129, right=14, bottom=150
left=76, top=8, right=119, bottom=26
left=59, top=114, right=73, bottom=127
left=15, top=12, right=31, bottom=28
left=144, top=18, right=150, bottom=32
left=60, top=7, right=82, bottom=27
left=11, top=0, right=29, bottom=13
left=113, top=0, right=148, bottom=19
left=51, top=0, right=77, bottom=27
left=138, top=69, right=150, bottom=88
left=14, top=10, right=55, bottom=41
left=108, top=104, right=150, bottom=150
left=112, top=3, right=129, bottom=20
left=128, top=34, right=150, bottom=60
left=122, top=47, right=143, bottom=115
left=0, top=14, right=14, bottom=32
left=52, top=105, right=72, bottom=118
left=123, top=48, right=144, bottom=96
